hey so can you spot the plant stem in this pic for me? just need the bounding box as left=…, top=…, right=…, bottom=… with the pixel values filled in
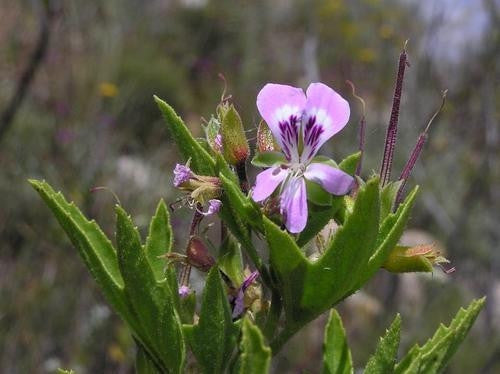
left=263, top=290, right=282, bottom=340
left=270, top=323, right=301, bottom=356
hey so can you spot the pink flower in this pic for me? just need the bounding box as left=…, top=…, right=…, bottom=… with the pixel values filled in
left=173, top=163, right=193, bottom=187
left=252, top=83, right=354, bottom=233
left=178, top=285, right=191, bottom=298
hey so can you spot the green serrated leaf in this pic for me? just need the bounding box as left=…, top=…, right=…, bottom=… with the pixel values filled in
left=322, top=309, right=353, bottom=374
left=29, top=180, right=136, bottom=321
left=251, top=152, right=287, bottom=167
left=395, top=298, right=485, bottom=374
left=191, top=268, right=239, bottom=374
left=239, top=317, right=272, bottom=374
left=306, top=179, right=333, bottom=206
left=380, top=180, right=403, bottom=221
left=337, top=151, right=361, bottom=175
left=219, top=172, right=262, bottom=230
left=144, top=199, right=172, bottom=281
left=296, top=152, right=360, bottom=247
left=263, top=216, right=310, bottom=322
left=364, top=314, right=401, bottom=374
left=354, top=186, right=419, bottom=290
left=116, top=206, right=185, bottom=373
left=154, top=95, right=215, bottom=175
left=303, top=177, right=380, bottom=311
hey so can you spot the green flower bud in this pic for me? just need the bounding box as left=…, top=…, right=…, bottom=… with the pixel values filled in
left=382, top=244, right=450, bottom=273
left=220, top=104, right=249, bottom=165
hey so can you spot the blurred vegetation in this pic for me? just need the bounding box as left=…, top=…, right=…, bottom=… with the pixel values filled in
left=0, top=0, right=498, bottom=372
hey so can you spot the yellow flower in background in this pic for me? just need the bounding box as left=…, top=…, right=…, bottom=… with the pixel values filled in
left=99, top=82, right=118, bottom=98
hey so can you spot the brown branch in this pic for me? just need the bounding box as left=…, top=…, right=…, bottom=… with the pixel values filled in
left=0, top=1, right=54, bottom=142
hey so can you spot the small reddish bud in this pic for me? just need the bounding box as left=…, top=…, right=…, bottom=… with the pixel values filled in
left=186, top=236, right=215, bottom=272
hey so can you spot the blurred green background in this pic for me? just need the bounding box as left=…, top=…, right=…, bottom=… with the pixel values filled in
left=0, top=0, right=498, bottom=372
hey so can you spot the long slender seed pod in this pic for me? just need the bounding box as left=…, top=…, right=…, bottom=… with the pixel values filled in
left=380, top=41, right=409, bottom=186
left=395, top=90, right=447, bottom=206
left=346, top=80, right=366, bottom=177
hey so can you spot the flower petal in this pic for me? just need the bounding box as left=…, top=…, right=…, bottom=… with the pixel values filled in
left=281, top=177, right=308, bottom=233
left=257, top=84, right=306, bottom=162
left=252, top=166, right=288, bottom=202
left=301, top=83, right=350, bottom=162
left=304, top=163, right=354, bottom=195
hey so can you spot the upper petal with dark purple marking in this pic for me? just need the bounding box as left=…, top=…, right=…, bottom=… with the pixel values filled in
left=256, top=84, right=306, bottom=162
left=301, top=83, right=350, bottom=162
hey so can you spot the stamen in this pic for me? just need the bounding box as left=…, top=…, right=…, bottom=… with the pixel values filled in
left=380, top=40, right=409, bottom=186
left=395, top=90, right=447, bottom=206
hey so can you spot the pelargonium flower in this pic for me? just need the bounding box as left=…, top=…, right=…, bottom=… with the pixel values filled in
left=252, top=83, right=354, bottom=233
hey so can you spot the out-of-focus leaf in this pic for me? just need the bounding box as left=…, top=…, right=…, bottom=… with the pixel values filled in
left=395, top=298, right=485, bottom=374
left=154, top=95, right=215, bottom=174
left=135, top=344, right=162, bottom=374
left=364, top=314, right=401, bottom=374
left=191, top=267, right=239, bottom=374
left=116, top=206, right=185, bottom=374
left=179, top=292, right=196, bottom=325
left=251, top=151, right=287, bottom=167
left=322, top=309, right=353, bottom=374
left=144, top=199, right=172, bottom=281
left=238, top=317, right=272, bottom=374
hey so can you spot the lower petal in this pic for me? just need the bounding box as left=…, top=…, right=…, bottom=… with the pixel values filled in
left=281, top=177, right=308, bottom=233
left=252, top=167, right=288, bottom=202
left=304, top=163, right=354, bottom=195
